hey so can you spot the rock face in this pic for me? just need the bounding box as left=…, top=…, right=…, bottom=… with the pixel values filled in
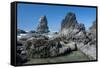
left=61, top=12, right=78, bottom=31
left=60, top=12, right=86, bottom=37
left=36, top=16, right=49, bottom=33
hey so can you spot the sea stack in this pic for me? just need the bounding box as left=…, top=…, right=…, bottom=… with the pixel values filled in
left=61, top=12, right=78, bottom=31
left=36, top=16, right=49, bottom=33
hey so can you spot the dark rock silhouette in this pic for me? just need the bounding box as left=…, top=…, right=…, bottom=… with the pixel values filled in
left=36, top=16, right=49, bottom=33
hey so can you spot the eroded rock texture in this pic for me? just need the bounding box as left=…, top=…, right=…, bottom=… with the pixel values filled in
left=24, top=37, right=77, bottom=58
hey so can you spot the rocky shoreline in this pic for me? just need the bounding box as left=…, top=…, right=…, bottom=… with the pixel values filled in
left=17, top=12, right=97, bottom=65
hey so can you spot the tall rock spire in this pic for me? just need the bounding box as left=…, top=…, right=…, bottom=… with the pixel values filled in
left=36, top=16, right=49, bottom=33
left=61, top=12, right=78, bottom=31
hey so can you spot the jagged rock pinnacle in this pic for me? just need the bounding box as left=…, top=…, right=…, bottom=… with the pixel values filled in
left=36, top=16, right=49, bottom=33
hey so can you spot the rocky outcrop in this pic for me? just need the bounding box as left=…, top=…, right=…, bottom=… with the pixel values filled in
left=24, top=36, right=77, bottom=58
left=36, top=16, right=49, bottom=33
left=60, top=12, right=86, bottom=38
left=60, top=12, right=97, bottom=60
left=25, top=37, right=59, bottom=58
left=60, top=12, right=87, bottom=42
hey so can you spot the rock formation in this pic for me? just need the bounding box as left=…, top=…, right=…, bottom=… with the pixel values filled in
left=24, top=37, right=77, bottom=58
left=60, top=12, right=97, bottom=60
left=61, top=12, right=78, bottom=31
left=36, top=16, right=49, bottom=33
left=83, top=20, right=97, bottom=59
left=60, top=12, right=86, bottom=42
